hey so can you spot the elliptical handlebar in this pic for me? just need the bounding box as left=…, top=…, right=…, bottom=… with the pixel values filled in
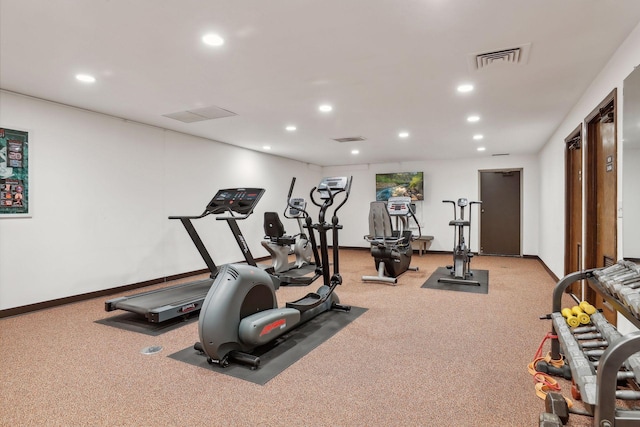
left=286, top=176, right=296, bottom=200
left=466, top=201, right=482, bottom=224
left=466, top=201, right=482, bottom=249
left=408, top=205, right=422, bottom=241
left=309, top=176, right=352, bottom=224
left=309, top=187, right=329, bottom=223
left=284, top=177, right=310, bottom=220
left=442, top=199, right=457, bottom=219
left=333, top=176, right=352, bottom=218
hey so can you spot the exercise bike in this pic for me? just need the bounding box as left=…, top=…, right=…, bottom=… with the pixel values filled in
left=196, top=176, right=353, bottom=369
left=284, top=196, right=315, bottom=268
left=438, top=198, right=482, bottom=286
left=261, top=177, right=322, bottom=286
left=362, top=196, right=422, bottom=285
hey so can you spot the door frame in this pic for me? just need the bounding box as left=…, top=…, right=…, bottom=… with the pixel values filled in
left=584, top=88, right=617, bottom=270
left=564, top=124, right=583, bottom=297
left=478, top=168, right=523, bottom=257
left=583, top=88, right=618, bottom=325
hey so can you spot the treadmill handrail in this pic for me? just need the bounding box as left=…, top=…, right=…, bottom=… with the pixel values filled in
left=215, top=210, right=253, bottom=221
left=167, top=211, right=218, bottom=276
left=168, top=210, right=211, bottom=220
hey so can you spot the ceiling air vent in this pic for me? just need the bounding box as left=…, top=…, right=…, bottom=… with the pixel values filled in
left=492, top=153, right=510, bottom=157
left=333, top=136, right=366, bottom=143
left=468, top=43, right=531, bottom=71
left=162, top=105, right=237, bottom=123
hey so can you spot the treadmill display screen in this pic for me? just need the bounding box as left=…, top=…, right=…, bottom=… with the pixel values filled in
left=207, top=188, right=265, bottom=214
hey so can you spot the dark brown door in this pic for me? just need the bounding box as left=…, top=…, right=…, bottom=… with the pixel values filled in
left=585, top=91, right=617, bottom=324
left=565, top=127, right=583, bottom=296
left=479, top=170, right=521, bottom=256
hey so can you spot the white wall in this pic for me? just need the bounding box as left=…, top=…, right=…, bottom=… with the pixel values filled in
left=0, top=90, right=541, bottom=311
left=3, top=20, right=639, bottom=312
left=623, top=146, right=640, bottom=258
left=323, top=154, right=540, bottom=255
left=0, top=91, right=321, bottom=310
left=538, top=20, right=640, bottom=278
left=537, top=21, right=640, bottom=333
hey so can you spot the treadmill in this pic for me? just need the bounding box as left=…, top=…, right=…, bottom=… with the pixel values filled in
left=104, top=188, right=265, bottom=323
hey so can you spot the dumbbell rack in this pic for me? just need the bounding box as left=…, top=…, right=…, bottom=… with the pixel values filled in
left=548, top=261, right=640, bottom=426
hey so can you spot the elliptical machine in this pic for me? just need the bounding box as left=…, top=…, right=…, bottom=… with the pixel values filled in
left=362, top=196, right=422, bottom=285
left=196, top=176, right=353, bottom=369
left=438, top=198, right=482, bottom=286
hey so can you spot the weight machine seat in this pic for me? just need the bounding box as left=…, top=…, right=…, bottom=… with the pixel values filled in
left=263, top=212, right=296, bottom=246
left=449, top=220, right=470, bottom=227
left=364, top=201, right=410, bottom=249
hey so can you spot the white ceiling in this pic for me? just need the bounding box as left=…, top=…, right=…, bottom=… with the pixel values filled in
left=2, top=0, right=640, bottom=166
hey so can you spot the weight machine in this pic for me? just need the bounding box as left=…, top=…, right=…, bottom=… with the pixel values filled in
left=537, top=261, right=640, bottom=426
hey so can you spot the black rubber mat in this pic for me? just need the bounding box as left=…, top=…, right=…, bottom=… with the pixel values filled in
left=168, top=306, right=367, bottom=385
left=95, top=311, right=198, bottom=336
left=421, top=267, right=489, bottom=294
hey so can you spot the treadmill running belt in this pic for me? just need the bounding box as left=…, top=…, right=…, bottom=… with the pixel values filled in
left=105, top=278, right=213, bottom=322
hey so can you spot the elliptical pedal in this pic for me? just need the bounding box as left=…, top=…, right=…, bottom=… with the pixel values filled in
left=286, top=292, right=322, bottom=311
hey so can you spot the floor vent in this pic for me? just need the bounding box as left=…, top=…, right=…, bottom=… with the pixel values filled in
left=333, top=136, right=366, bottom=143
left=162, top=105, right=237, bottom=123
left=468, top=43, right=531, bottom=71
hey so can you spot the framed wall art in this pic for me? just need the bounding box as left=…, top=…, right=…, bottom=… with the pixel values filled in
left=0, top=127, right=30, bottom=217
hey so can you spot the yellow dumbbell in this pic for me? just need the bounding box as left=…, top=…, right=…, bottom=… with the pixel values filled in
left=571, top=306, right=591, bottom=325
left=561, top=308, right=580, bottom=327
left=579, top=301, right=597, bottom=315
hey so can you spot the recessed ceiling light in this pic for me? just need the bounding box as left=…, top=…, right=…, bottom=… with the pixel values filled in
left=467, top=115, right=480, bottom=122
left=263, top=145, right=271, bottom=150
left=75, top=74, right=96, bottom=83
left=477, top=147, right=486, bottom=151
left=318, top=104, right=333, bottom=112
left=202, top=33, right=225, bottom=46
left=398, top=132, right=409, bottom=138
left=457, top=84, right=474, bottom=93
left=473, top=134, right=484, bottom=140
left=351, top=149, right=359, bottom=155
left=285, top=125, right=296, bottom=131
